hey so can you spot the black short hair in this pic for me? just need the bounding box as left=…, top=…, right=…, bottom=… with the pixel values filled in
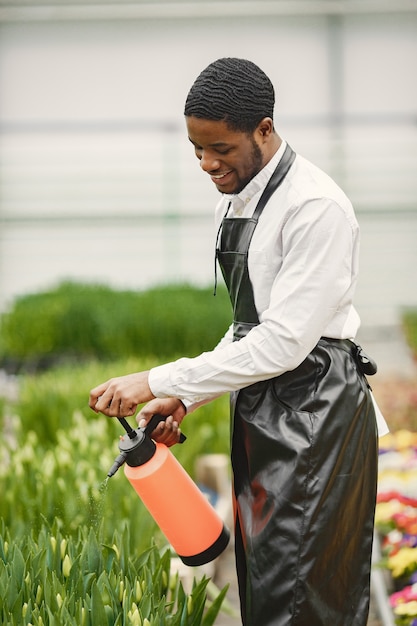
left=184, top=58, right=275, bottom=133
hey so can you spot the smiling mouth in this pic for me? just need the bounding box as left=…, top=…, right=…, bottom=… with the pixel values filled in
left=210, top=171, right=232, bottom=184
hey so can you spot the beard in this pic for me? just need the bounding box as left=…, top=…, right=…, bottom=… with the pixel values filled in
left=231, top=137, right=264, bottom=195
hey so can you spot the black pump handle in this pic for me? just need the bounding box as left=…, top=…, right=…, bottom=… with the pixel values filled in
left=117, top=417, right=137, bottom=439
left=117, top=414, right=186, bottom=443
left=145, top=413, right=186, bottom=443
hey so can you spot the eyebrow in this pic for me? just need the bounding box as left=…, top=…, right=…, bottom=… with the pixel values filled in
left=188, top=137, right=232, bottom=149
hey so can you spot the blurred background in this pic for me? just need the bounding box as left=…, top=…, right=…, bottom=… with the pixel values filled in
left=0, top=0, right=416, bottom=331
left=0, top=6, right=416, bottom=621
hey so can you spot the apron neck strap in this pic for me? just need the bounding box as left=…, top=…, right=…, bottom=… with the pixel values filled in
left=252, top=144, right=296, bottom=221
left=214, top=201, right=231, bottom=295
left=213, top=144, right=296, bottom=296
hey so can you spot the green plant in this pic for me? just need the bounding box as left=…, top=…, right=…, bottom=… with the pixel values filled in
left=0, top=282, right=231, bottom=372
left=0, top=520, right=228, bottom=625
left=0, top=406, right=158, bottom=545
left=0, top=358, right=230, bottom=541
left=7, top=356, right=230, bottom=471
left=14, top=357, right=149, bottom=445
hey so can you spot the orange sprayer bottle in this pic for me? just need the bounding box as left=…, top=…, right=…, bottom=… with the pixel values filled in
left=107, top=415, right=230, bottom=566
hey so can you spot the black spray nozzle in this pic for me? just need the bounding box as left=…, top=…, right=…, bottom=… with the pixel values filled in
left=107, top=414, right=186, bottom=478
left=106, top=419, right=139, bottom=477
left=107, top=452, right=127, bottom=478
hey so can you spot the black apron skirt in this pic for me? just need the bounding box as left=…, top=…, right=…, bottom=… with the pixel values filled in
left=216, top=146, right=378, bottom=626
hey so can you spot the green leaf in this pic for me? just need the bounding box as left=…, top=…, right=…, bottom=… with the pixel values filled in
left=22, top=598, right=33, bottom=626
left=10, top=545, right=25, bottom=584
left=6, top=575, right=19, bottom=613
left=133, top=545, right=155, bottom=571
left=187, top=578, right=209, bottom=625
left=113, top=614, right=123, bottom=626
left=97, top=570, right=119, bottom=614
left=0, top=560, right=8, bottom=605
left=66, top=554, right=83, bottom=597
left=86, top=528, right=102, bottom=574
left=0, top=533, right=10, bottom=563
left=139, top=591, right=152, bottom=619
left=9, top=588, right=24, bottom=624
left=31, top=547, right=47, bottom=581
left=201, top=584, right=230, bottom=626
left=82, top=572, right=96, bottom=596
left=101, top=544, right=117, bottom=573
left=46, top=605, right=57, bottom=626
left=90, top=581, right=109, bottom=626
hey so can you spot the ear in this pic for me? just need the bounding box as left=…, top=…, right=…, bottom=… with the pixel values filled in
left=256, top=117, right=274, bottom=139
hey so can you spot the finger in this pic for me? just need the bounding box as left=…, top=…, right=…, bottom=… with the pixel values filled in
left=138, top=417, right=167, bottom=437
left=117, top=399, right=137, bottom=418
left=136, top=401, right=164, bottom=428
left=163, top=427, right=182, bottom=447
left=159, top=415, right=175, bottom=436
left=156, top=418, right=181, bottom=446
left=137, top=412, right=154, bottom=429
left=95, top=394, right=127, bottom=418
left=138, top=416, right=174, bottom=445
left=89, top=382, right=110, bottom=411
left=94, top=392, right=116, bottom=414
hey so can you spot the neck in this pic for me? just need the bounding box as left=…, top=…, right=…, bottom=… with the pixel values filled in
left=263, top=133, right=282, bottom=167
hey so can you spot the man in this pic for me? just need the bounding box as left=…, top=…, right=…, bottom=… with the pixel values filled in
left=90, top=58, right=386, bottom=625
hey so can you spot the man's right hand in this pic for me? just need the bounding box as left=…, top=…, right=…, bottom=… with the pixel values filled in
left=136, top=398, right=187, bottom=447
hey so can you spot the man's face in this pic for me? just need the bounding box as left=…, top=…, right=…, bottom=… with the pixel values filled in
left=186, top=116, right=265, bottom=195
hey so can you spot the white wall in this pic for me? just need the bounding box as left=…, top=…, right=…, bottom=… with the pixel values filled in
left=0, top=5, right=416, bottom=328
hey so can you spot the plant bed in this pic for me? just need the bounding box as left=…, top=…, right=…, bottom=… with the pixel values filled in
left=375, top=430, right=417, bottom=625
left=0, top=520, right=228, bottom=626
left=0, top=359, right=233, bottom=624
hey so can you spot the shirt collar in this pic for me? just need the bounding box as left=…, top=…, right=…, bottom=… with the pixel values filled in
left=226, top=140, right=287, bottom=212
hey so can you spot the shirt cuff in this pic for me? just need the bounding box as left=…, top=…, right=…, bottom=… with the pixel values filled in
left=148, top=363, right=217, bottom=413
left=148, top=362, right=176, bottom=398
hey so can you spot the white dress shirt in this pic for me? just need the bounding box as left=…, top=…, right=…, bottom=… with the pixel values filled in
left=148, top=141, right=388, bottom=434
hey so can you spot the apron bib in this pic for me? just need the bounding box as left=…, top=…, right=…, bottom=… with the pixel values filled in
left=216, top=146, right=378, bottom=626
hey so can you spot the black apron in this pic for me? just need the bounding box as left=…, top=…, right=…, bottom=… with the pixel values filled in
left=216, top=145, right=378, bottom=626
